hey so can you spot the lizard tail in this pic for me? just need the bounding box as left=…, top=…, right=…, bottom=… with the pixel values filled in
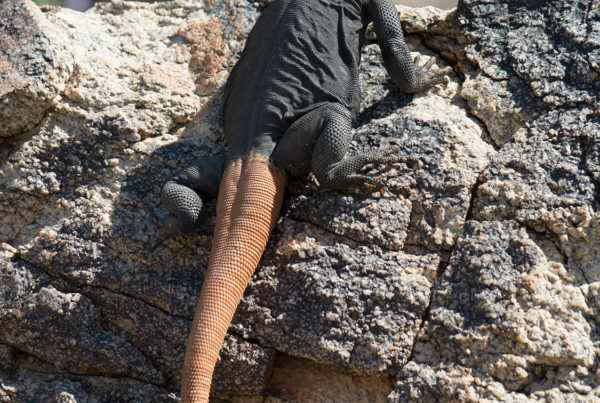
left=180, top=152, right=286, bottom=402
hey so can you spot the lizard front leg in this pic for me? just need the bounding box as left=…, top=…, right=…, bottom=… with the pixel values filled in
left=368, top=0, right=452, bottom=93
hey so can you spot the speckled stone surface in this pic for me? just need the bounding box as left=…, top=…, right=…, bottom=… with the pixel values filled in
left=391, top=220, right=595, bottom=401
left=0, top=0, right=73, bottom=137
left=0, top=0, right=599, bottom=401
left=231, top=218, right=440, bottom=375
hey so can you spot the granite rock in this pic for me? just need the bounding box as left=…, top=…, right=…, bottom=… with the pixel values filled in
left=0, top=0, right=598, bottom=401
left=455, top=0, right=599, bottom=146
left=232, top=218, right=440, bottom=375
left=473, top=107, right=600, bottom=281
left=391, top=220, right=596, bottom=402
left=0, top=0, right=73, bottom=137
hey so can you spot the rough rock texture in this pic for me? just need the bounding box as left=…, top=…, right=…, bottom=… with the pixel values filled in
left=456, top=0, right=600, bottom=146
left=0, top=0, right=598, bottom=401
left=232, top=218, right=440, bottom=375
left=391, top=221, right=596, bottom=401
left=0, top=0, right=73, bottom=137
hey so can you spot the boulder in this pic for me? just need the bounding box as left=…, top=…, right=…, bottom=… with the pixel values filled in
left=0, top=0, right=598, bottom=401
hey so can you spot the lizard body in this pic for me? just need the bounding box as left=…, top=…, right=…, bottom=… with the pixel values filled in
left=159, top=0, right=450, bottom=401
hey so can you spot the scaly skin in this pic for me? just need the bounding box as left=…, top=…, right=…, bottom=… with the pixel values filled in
left=157, top=1, right=451, bottom=401
left=179, top=154, right=285, bottom=401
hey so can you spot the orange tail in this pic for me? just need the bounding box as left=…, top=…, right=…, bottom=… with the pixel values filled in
left=180, top=153, right=286, bottom=402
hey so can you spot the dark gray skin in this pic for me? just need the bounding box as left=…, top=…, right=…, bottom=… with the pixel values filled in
left=158, top=0, right=451, bottom=240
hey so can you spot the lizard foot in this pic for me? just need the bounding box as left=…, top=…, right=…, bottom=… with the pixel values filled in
left=145, top=215, right=185, bottom=254
left=316, top=151, right=420, bottom=191
left=406, top=55, right=453, bottom=93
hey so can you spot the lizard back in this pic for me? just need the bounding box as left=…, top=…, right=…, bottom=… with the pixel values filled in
left=223, top=0, right=370, bottom=162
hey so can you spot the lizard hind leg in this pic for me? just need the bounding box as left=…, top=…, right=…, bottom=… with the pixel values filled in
left=309, top=103, right=395, bottom=191
left=152, top=155, right=225, bottom=249
left=271, top=103, right=337, bottom=179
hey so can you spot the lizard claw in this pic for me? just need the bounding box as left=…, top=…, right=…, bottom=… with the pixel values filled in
left=145, top=216, right=184, bottom=254
left=422, top=55, right=435, bottom=70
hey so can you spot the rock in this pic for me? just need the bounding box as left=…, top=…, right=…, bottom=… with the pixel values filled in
left=287, top=191, right=413, bottom=251
left=473, top=107, right=600, bottom=281
left=211, top=333, right=275, bottom=399
left=0, top=0, right=73, bottom=138
left=0, top=257, right=164, bottom=383
left=0, top=0, right=598, bottom=401
left=350, top=40, right=494, bottom=252
left=0, top=358, right=177, bottom=403
left=459, top=0, right=599, bottom=107
left=232, top=218, right=440, bottom=374
left=0, top=256, right=274, bottom=396
left=454, top=0, right=600, bottom=146
left=264, top=354, right=394, bottom=402
left=391, top=220, right=596, bottom=401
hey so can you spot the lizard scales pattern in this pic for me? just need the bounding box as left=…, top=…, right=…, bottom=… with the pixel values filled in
left=180, top=155, right=285, bottom=402
left=158, top=0, right=450, bottom=401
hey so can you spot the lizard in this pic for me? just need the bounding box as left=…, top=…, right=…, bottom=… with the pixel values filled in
left=157, top=0, right=451, bottom=401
